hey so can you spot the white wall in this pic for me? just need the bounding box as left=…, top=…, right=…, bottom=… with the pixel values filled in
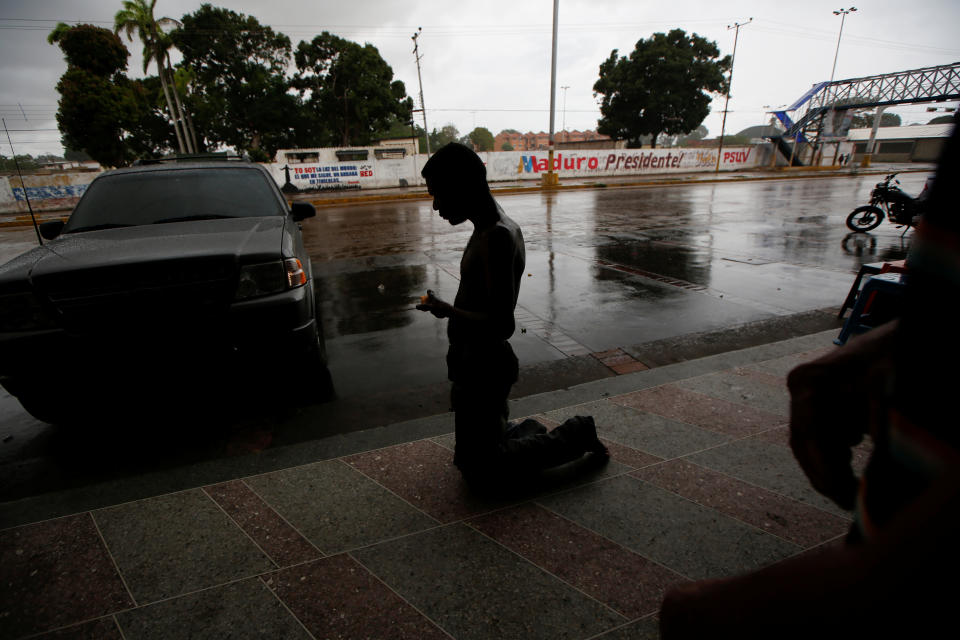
left=267, top=145, right=770, bottom=193
left=0, top=172, right=97, bottom=214
left=2, top=144, right=817, bottom=214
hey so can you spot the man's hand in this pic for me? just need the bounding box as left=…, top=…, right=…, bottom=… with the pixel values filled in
left=416, top=289, right=454, bottom=319
left=787, top=359, right=861, bottom=510
left=786, top=321, right=897, bottom=510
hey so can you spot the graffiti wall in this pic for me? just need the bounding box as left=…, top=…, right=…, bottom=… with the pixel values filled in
left=2, top=142, right=830, bottom=215
left=266, top=146, right=765, bottom=193
left=267, top=155, right=426, bottom=191
left=484, top=147, right=761, bottom=181
left=0, top=172, right=97, bottom=214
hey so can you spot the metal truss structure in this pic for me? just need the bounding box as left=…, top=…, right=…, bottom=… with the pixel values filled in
left=776, top=62, right=960, bottom=142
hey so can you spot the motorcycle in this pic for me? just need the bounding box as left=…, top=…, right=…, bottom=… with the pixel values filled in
left=845, top=173, right=926, bottom=235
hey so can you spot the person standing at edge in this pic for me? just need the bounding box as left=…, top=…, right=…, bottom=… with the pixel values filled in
left=416, top=143, right=608, bottom=488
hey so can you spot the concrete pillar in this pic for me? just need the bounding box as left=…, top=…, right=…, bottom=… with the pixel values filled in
left=861, top=106, right=886, bottom=168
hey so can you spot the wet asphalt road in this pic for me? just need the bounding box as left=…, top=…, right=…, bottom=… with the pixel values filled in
left=308, top=171, right=922, bottom=393
left=0, top=171, right=927, bottom=501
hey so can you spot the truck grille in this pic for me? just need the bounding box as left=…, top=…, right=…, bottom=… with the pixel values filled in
left=39, top=260, right=235, bottom=334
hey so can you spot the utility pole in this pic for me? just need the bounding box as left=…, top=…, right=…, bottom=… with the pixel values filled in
left=561, top=85, right=570, bottom=143
left=820, top=7, right=857, bottom=166
left=542, top=0, right=560, bottom=187
left=715, top=18, right=752, bottom=173
left=411, top=27, right=430, bottom=155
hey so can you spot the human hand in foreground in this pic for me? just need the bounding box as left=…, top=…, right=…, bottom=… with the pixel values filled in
left=416, top=289, right=454, bottom=318
left=786, top=321, right=896, bottom=510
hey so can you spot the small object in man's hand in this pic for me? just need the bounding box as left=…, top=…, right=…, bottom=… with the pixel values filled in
left=420, top=294, right=430, bottom=304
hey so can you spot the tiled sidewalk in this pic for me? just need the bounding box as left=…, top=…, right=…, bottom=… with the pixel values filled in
left=1, top=332, right=859, bottom=640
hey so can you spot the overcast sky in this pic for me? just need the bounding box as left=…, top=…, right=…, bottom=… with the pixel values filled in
left=1, top=0, right=958, bottom=157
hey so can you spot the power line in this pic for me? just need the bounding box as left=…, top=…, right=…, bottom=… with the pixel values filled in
left=6, top=16, right=954, bottom=55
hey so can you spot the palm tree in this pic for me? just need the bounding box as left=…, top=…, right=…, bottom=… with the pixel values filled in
left=114, top=0, right=193, bottom=153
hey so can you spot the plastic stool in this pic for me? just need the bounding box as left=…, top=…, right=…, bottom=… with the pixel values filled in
left=834, top=272, right=906, bottom=345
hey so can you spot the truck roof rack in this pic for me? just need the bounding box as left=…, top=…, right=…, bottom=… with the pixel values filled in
left=132, top=152, right=250, bottom=165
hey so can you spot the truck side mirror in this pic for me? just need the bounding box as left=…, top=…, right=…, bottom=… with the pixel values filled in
left=39, top=220, right=65, bottom=240
left=290, top=201, right=316, bottom=222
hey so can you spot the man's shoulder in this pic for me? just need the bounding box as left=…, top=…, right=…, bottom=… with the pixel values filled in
left=493, top=205, right=521, bottom=236
left=487, top=215, right=521, bottom=246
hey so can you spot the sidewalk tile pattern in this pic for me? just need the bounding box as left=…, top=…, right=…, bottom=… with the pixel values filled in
left=244, top=459, right=438, bottom=554
left=599, top=437, right=663, bottom=470
left=264, top=554, right=448, bottom=639
left=612, top=384, right=787, bottom=438
left=203, top=480, right=321, bottom=567
left=673, top=370, right=791, bottom=416
left=632, top=459, right=849, bottom=547
left=0, top=514, right=133, bottom=639
left=597, top=617, right=660, bottom=640
left=687, top=438, right=849, bottom=518
left=468, top=503, right=686, bottom=619
left=546, top=400, right=731, bottom=458
left=93, top=490, right=275, bottom=603
left=4, top=336, right=859, bottom=639
left=352, top=523, right=627, bottom=640
left=345, top=440, right=511, bottom=523
left=115, top=578, right=311, bottom=640
left=36, top=618, right=124, bottom=639
left=538, top=476, right=801, bottom=580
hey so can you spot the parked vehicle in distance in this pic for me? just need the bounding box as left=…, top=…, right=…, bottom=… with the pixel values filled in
left=845, top=172, right=928, bottom=235
left=0, top=157, right=331, bottom=423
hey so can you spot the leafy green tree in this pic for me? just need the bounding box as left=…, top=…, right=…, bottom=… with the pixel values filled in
left=501, top=142, right=514, bottom=151
left=125, top=76, right=179, bottom=158
left=374, top=116, right=421, bottom=142
left=0, top=155, right=39, bottom=171
left=467, top=127, right=495, bottom=151
left=295, top=32, right=412, bottom=147
left=48, top=23, right=144, bottom=167
left=928, top=115, right=955, bottom=125
left=851, top=112, right=902, bottom=128
left=172, top=5, right=300, bottom=158
left=434, top=124, right=461, bottom=149
left=115, top=0, right=193, bottom=153
left=55, top=70, right=142, bottom=167
left=64, top=148, right=93, bottom=161
left=48, top=22, right=128, bottom=75
left=593, top=29, right=729, bottom=147
left=677, top=124, right=708, bottom=146
left=415, top=124, right=460, bottom=153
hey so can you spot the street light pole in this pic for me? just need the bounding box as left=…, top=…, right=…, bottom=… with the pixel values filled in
left=715, top=18, right=751, bottom=173
left=830, top=7, right=856, bottom=84
left=543, top=0, right=560, bottom=187
left=819, top=7, right=856, bottom=166
left=561, top=85, right=570, bottom=143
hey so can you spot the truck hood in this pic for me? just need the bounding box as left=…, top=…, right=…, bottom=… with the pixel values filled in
left=0, top=216, right=288, bottom=297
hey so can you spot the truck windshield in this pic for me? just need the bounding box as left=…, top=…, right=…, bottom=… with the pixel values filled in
left=65, top=168, right=287, bottom=232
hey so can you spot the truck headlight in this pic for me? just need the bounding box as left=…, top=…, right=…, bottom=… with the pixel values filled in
left=235, top=259, right=307, bottom=300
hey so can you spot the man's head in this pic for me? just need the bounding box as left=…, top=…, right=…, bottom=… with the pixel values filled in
left=421, top=142, right=490, bottom=225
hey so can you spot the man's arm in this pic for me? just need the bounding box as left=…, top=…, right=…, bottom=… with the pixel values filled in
left=417, top=226, right=518, bottom=338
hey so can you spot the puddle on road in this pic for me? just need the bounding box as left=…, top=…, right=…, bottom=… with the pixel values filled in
left=315, top=263, right=431, bottom=337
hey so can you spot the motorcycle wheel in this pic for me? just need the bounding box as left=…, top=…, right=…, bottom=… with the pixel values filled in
left=846, top=205, right=884, bottom=232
